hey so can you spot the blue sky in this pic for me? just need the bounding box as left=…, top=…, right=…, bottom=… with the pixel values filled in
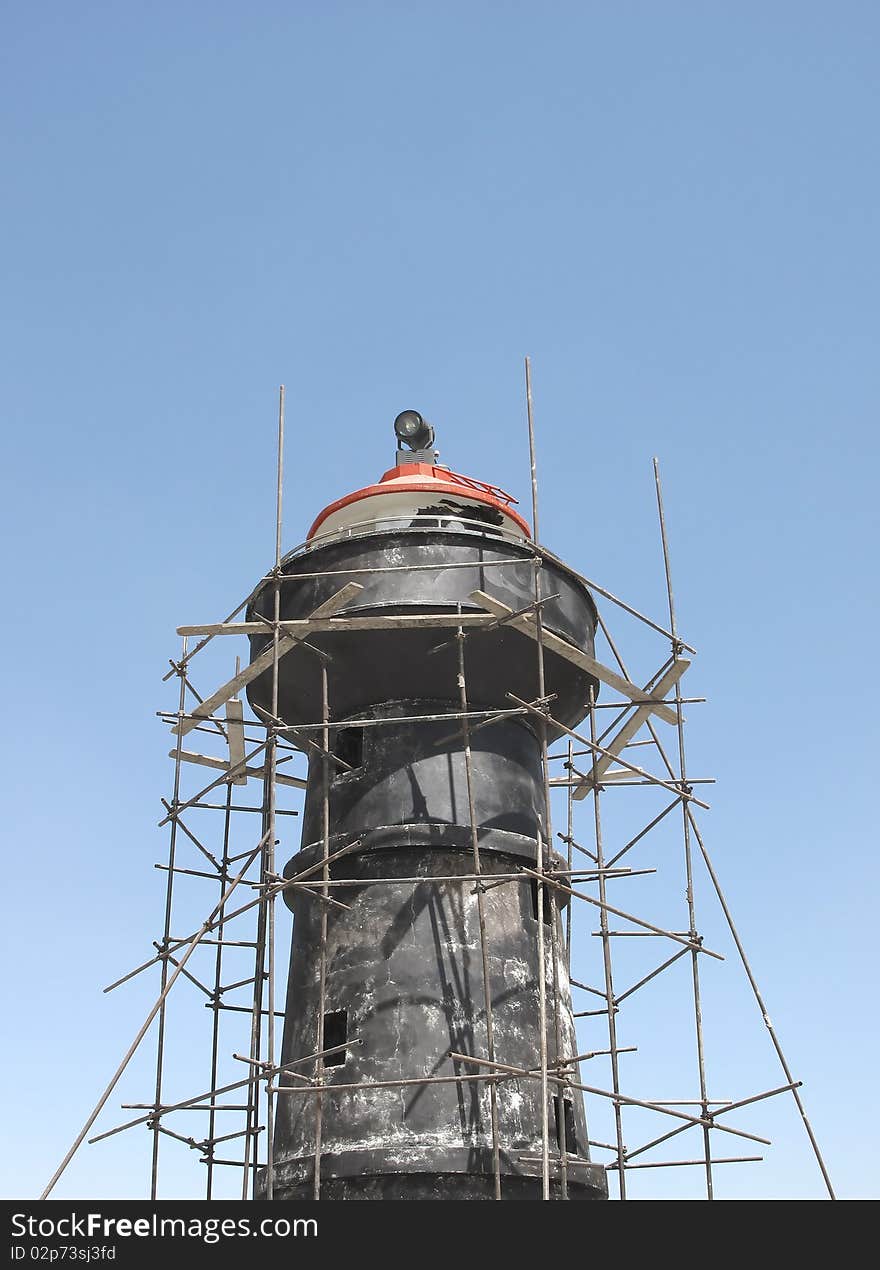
left=1, top=2, right=877, bottom=1200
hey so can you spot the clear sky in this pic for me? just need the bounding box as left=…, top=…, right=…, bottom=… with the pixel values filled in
left=1, top=2, right=877, bottom=1201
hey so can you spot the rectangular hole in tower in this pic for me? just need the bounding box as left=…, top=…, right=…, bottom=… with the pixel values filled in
left=531, top=877, right=554, bottom=925
left=552, top=1096, right=579, bottom=1155
left=322, top=1009, right=348, bottom=1066
left=334, top=727, right=363, bottom=773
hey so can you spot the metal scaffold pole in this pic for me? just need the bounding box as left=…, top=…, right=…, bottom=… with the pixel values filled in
left=652, top=458, right=714, bottom=1199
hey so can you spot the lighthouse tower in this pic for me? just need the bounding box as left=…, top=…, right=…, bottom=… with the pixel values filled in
left=246, top=412, right=608, bottom=1200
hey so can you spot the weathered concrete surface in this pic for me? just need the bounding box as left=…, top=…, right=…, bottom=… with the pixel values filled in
left=270, top=839, right=605, bottom=1199
left=250, top=525, right=607, bottom=1200
left=266, top=710, right=606, bottom=1201
left=246, top=528, right=599, bottom=739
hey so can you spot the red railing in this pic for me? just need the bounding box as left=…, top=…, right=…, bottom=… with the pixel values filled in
left=432, top=466, right=519, bottom=506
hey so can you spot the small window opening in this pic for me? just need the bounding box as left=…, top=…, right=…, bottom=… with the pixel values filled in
left=553, top=1097, right=579, bottom=1155
left=322, top=1009, right=348, bottom=1067
left=333, top=727, right=363, bottom=773
left=531, top=877, right=554, bottom=925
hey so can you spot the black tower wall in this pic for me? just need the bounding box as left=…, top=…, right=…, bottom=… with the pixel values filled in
left=247, top=526, right=608, bottom=1200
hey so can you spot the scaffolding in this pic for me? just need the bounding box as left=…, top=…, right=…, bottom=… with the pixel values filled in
left=42, top=370, right=835, bottom=1201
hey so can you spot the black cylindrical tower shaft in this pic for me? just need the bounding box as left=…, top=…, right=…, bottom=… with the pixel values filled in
left=247, top=521, right=607, bottom=1200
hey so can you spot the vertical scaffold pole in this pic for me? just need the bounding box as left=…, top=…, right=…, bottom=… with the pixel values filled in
left=653, top=457, right=713, bottom=1199
left=525, top=356, right=552, bottom=1199
left=150, top=635, right=188, bottom=1199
